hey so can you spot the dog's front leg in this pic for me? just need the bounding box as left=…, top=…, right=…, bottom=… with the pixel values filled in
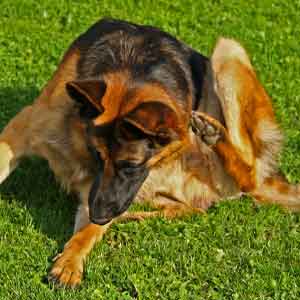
left=47, top=182, right=110, bottom=288
left=49, top=221, right=111, bottom=288
left=0, top=105, right=34, bottom=183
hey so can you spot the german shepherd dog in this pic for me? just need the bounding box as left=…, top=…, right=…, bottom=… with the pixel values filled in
left=0, top=18, right=299, bottom=288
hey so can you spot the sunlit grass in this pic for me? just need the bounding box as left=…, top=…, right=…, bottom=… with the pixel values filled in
left=0, top=1, right=299, bottom=299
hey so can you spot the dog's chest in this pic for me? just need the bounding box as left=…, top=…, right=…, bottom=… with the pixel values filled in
left=135, top=136, right=240, bottom=210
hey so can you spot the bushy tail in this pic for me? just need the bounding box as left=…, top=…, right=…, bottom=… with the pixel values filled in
left=251, top=176, right=300, bottom=212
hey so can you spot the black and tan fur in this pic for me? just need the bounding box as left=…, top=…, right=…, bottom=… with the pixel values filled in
left=0, top=18, right=299, bottom=287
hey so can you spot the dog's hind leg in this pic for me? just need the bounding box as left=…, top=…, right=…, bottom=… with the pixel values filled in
left=119, top=200, right=205, bottom=221
left=192, top=110, right=300, bottom=211
left=198, top=38, right=300, bottom=210
left=205, top=38, right=283, bottom=190
left=0, top=105, right=33, bottom=183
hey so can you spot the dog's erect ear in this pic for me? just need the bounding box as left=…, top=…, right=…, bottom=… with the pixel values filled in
left=66, top=80, right=106, bottom=112
left=188, top=50, right=208, bottom=110
left=88, top=161, right=149, bottom=225
left=124, top=102, right=181, bottom=143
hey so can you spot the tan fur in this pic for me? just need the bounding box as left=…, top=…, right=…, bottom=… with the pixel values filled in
left=253, top=119, right=283, bottom=185
left=93, top=71, right=130, bottom=126
left=38, top=49, right=81, bottom=105
left=138, top=129, right=240, bottom=210
left=252, top=177, right=300, bottom=212
left=0, top=143, right=14, bottom=184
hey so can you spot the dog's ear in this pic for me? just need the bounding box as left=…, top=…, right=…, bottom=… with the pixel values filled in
left=66, top=80, right=106, bottom=118
left=124, top=102, right=181, bottom=143
left=188, top=50, right=208, bottom=110
left=88, top=160, right=149, bottom=225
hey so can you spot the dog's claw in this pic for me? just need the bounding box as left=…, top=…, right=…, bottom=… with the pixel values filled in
left=52, top=252, right=63, bottom=262
left=48, top=273, right=61, bottom=287
left=191, top=116, right=205, bottom=133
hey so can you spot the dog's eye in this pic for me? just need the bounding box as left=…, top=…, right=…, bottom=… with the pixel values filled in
left=155, top=133, right=171, bottom=146
left=118, top=121, right=171, bottom=148
left=119, top=121, right=149, bottom=141
left=77, top=102, right=99, bottom=120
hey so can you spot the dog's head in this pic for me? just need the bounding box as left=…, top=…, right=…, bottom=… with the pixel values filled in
left=66, top=19, right=207, bottom=224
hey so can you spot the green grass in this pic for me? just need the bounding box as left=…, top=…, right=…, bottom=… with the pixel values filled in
left=0, top=0, right=300, bottom=299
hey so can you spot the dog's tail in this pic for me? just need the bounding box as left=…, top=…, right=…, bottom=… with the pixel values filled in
left=251, top=176, right=300, bottom=212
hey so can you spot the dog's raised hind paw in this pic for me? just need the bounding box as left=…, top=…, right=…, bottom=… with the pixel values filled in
left=0, top=142, right=14, bottom=184
left=190, top=111, right=227, bottom=146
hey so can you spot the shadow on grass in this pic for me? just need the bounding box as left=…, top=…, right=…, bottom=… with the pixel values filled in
left=0, top=86, right=76, bottom=248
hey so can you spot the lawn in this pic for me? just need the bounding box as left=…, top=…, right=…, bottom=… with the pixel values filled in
left=0, top=0, right=300, bottom=299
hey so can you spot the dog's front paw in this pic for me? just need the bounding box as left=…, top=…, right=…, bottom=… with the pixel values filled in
left=0, top=142, right=14, bottom=184
left=48, top=251, right=84, bottom=288
left=191, top=112, right=226, bottom=146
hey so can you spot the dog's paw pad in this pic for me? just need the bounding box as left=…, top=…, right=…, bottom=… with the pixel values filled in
left=48, top=252, right=83, bottom=288
left=191, top=112, right=225, bottom=146
left=0, top=142, right=14, bottom=184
